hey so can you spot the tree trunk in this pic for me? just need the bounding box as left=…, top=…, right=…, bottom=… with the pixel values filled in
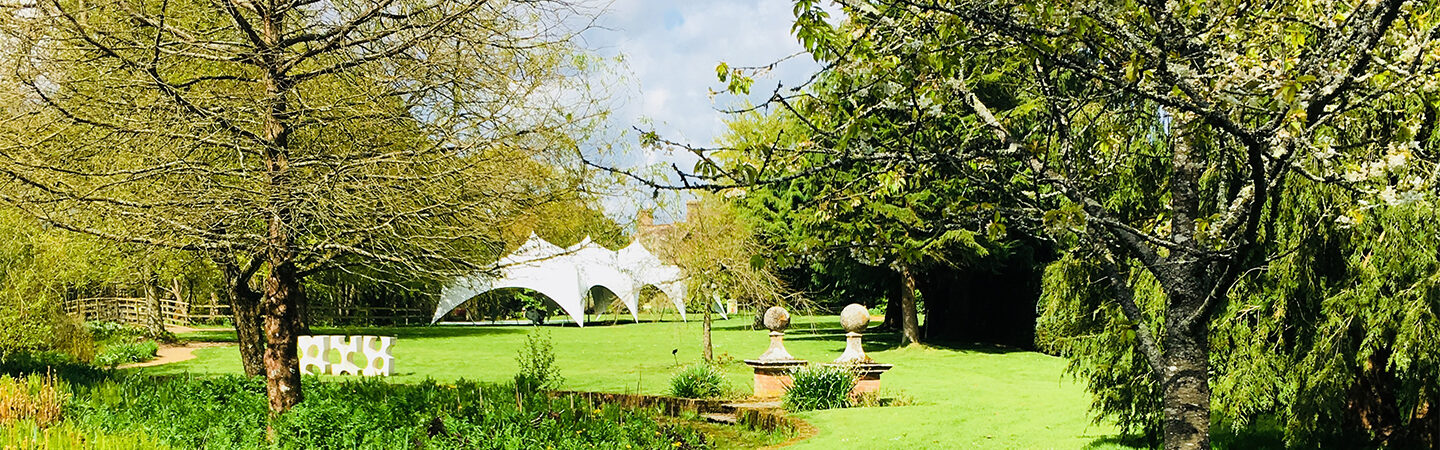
left=143, top=270, right=165, bottom=338
left=702, top=301, right=713, bottom=362
left=257, top=3, right=302, bottom=416
left=296, top=294, right=312, bottom=335
left=1160, top=319, right=1210, bottom=450
left=169, top=278, right=187, bottom=312
left=883, top=271, right=902, bottom=330
left=220, top=257, right=265, bottom=377
left=897, top=263, right=921, bottom=346
left=262, top=241, right=304, bottom=416
left=1154, top=123, right=1211, bottom=449
left=234, top=297, right=265, bottom=377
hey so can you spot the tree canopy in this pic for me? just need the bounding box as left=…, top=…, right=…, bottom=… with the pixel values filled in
left=0, top=0, right=600, bottom=414
left=617, top=0, right=1440, bottom=447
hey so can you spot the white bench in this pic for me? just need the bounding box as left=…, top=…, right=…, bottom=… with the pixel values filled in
left=298, top=335, right=394, bottom=376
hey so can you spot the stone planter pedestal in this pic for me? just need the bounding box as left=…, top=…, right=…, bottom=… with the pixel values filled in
left=826, top=304, right=894, bottom=398
left=823, top=362, right=893, bottom=397
left=745, top=307, right=806, bottom=399
left=743, top=359, right=808, bottom=399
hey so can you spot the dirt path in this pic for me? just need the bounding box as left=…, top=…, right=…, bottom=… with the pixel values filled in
left=118, top=342, right=230, bottom=369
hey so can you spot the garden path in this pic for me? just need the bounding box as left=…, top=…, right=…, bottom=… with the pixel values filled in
left=119, top=343, right=230, bottom=369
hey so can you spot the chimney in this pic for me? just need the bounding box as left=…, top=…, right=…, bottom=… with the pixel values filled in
left=637, top=209, right=654, bottom=228
left=685, top=200, right=701, bottom=224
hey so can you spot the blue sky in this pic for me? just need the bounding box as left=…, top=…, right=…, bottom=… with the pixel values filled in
left=576, top=0, right=822, bottom=223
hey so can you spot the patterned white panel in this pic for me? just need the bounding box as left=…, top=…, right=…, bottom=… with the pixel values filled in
left=360, top=336, right=394, bottom=376
left=327, top=335, right=363, bottom=376
left=299, top=335, right=395, bottom=377
left=298, top=335, right=329, bottom=375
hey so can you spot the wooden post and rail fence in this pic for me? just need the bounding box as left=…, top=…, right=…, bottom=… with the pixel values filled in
left=64, top=297, right=430, bottom=327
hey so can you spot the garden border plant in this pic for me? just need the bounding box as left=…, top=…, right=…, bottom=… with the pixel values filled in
left=514, top=330, right=563, bottom=393
left=669, top=363, right=730, bottom=399
left=1, top=372, right=723, bottom=449
left=782, top=365, right=856, bottom=412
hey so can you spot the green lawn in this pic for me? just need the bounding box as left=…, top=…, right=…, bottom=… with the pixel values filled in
left=152, top=316, right=1132, bottom=449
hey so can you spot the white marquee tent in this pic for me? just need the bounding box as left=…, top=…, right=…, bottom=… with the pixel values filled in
left=432, top=234, right=695, bottom=326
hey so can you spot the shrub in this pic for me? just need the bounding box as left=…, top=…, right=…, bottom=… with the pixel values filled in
left=0, top=297, right=94, bottom=363
left=94, top=340, right=159, bottom=367
left=0, top=351, right=108, bottom=383
left=150, top=330, right=180, bottom=345
left=669, top=364, right=729, bottom=398
left=782, top=365, right=855, bottom=411
left=85, top=322, right=140, bottom=342
left=514, top=331, right=563, bottom=392
left=0, top=374, right=68, bottom=428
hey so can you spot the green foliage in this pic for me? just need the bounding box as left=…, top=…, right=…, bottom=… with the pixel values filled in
left=516, top=291, right=550, bottom=321
left=0, top=301, right=93, bottom=364
left=1036, top=254, right=1163, bottom=441
left=513, top=331, right=563, bottom=393
left=722, top=108, right=1007, bottom=273
left=0, top=214, right=101, bottom=362
left=719, top=88, right=1029, bottom=320
left=1210, top=187, right=1440, bottom=446
left=1040, top=183, right=1440, bottom=446
left=525, top=198, right=630, bottom=252
left=1, top=0, right=600, bottom=415
left=2, top=420, right=168, bottom=450
left=767, top=0, right=1440, bottom=447
left=86, top=321, right=170, bottom=346
left=83, top=322, right=137, bottom=343
left=782, top=366, right=855, bottom=412
left=0, top=212, right=210, bottom=364
left=669, top=364, right=729, bottom=399
left=93, top=341, right=158, bottom=368
left=86, top=322, right=160, bottom=368
left=0, top=352, right=108, bottom=385
left=48, top=374, right=709, bottom=449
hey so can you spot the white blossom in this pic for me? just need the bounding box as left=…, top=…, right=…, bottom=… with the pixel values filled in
left=1335, top=212, right=1357, bottom=227
left=1379, top=186, right=1401, bottom=206
left=1344, top=168, right=1366, bottom=183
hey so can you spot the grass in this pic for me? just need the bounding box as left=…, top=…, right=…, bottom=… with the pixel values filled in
left=155, top=315, right=1130, bottom=448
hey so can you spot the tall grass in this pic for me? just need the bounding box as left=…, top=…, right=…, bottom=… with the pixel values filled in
left=0, top=374, right=67, bottom=428
left=1, top=421, right=166, bottom=449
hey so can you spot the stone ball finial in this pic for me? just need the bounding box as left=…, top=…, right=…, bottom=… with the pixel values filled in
left=840, top=303, right=870, bottom=333
left=763, top=306, right=791, bottom=332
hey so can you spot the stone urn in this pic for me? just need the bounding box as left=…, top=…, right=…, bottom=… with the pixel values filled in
left=743, top=306, right=808, bottom=398
left=824, top=303, right=893, bottom=397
